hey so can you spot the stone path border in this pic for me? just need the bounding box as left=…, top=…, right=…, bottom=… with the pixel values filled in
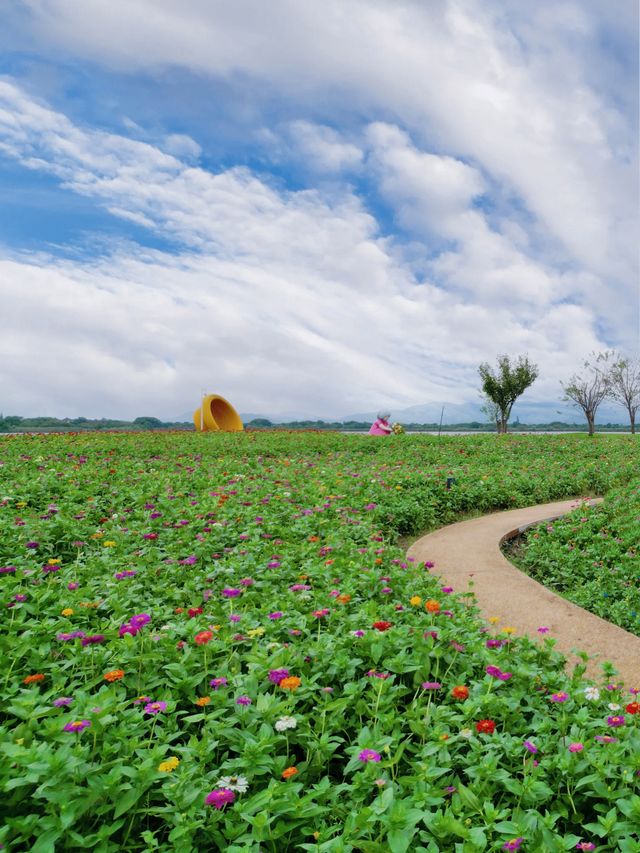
left=406, top=498, right=640, bottom=686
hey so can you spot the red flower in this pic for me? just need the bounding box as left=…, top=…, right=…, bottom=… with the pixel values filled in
left=194, top=630, right=213, bottom=645
left=188, top=607, right=203, bottom=618
left=451, top=685, right=469, bottom=700
left=476, top=719, right=496, bottom=734
left=625, top=702, right=640, bottom=714
left=372, top=621, right=393, bottom=632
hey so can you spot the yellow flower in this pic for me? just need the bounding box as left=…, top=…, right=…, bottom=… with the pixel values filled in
left=502, top=626, right=517, bottom=634
left=103, top=541, right=116, bottom=547
left=91, top=532, right=103, bottom=540
left=247, top=627, right=265, bottom=638
left=488, top=616, right=500, bottom=624
left=16, top=501, right=27, bottom=507
left=158, top=757, right=180, bottom=772
left=409, top=596, right=422, bottom=606
left=61, top=608, right=74, bottom=617
left=48, top=558, right=61, bottom=565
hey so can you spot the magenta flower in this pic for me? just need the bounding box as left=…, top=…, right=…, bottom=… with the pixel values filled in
left=14, top=594, right=27, bottom=602
left=575, top=843, right=596, bottom=851
left=312, top=608, right=330, bottom=618
left=550, top=692, right=569, bottom=703
left=67, top=582, right=79, bottom=590
left=486, top=665, right=502, bottom=678
left=239, top=577, right=254, bottom=586
left=352, top=630, right=365, bottom=637
left=81, top=634, right=105, bottom=646
left=537, top=626, right=550, bottom=634
left=595, top=735, right=618, bottom=743
left=222, top=588, right=241, bottom=598
left=523, top=740, right=538, bottom=754
left=607, top=715, right=625, bottom=727
left=229, top=614, right=241, bottom=623
left=26, top=541, right=39, bottom=549
left=57, top=631, right=86, bottom=641
left=421, top=681, right=442, bottom=690
left=236, top=696, right=252, bottom=706
left=358, top=749, right=381, bottom=763
left=205, top=788, right=235, bottom=809
left=63, top=719, right=91, bottom=733
left=502, top=840, right=524, bottom=852
left=0, top=566, right=17, bottom=573
left=568, top=742, right=584, bottom=752
left=268, top=669, right=290, bottom=685
left=53, top=697, right=73, bottom=707
left=210, top=677, right=228, bottom=689
left=268, top=612, right=283, bottom=620
left=144, top=701, right=167, bottom=715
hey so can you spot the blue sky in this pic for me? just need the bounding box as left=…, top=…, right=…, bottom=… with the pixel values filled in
left=0, top=0, right=637, bottom=422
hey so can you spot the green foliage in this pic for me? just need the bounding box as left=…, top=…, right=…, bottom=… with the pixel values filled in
left=0, top=432, right=639, bottom=851
left=478, top=355, right=539, bottom=433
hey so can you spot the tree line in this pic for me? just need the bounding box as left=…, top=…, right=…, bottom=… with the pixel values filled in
left=479, top=351, right=640, bottom=435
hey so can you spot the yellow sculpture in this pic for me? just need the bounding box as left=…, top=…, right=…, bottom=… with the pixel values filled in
left=193, top=394, right=244, bottom=432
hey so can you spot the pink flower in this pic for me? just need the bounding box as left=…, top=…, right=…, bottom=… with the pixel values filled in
left=358, top=749, right=381, bottom=763
left=550, top=692, right=569, bottom=703
left=568, top=742, right=584, bottom=752
left=205, top=788, right=235, bottom=809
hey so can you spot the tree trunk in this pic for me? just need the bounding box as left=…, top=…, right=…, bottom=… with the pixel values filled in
left=587, top=414, right=595, bottom=436
left=630, top=410, right=636, bottom=435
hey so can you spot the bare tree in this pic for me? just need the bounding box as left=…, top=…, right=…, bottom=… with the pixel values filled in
left=479, top=393, right=500, bottom=432
left=608, top=354, right=640, bottom=434
left=478, top=354, right=539, bottom=434
left=561, top=351, right=613, bottom=436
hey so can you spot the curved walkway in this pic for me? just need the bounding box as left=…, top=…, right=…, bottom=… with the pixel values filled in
left=406, top=498, right=640, bottom=686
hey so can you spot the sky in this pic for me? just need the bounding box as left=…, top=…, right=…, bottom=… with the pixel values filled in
left=0, top=0, right=638, bottom=422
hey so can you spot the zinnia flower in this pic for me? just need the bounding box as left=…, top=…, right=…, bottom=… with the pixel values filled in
left=195, top=696, right=211, bottom=707
left=607, top=715, right=625, bottom=727
left=576, top=844, right=596, bottom=851
left=568, top=742, right=584, bottom=752
left=451, top=685, right=469, bottom=700
left=282, top=766, right=298, bottom=779
left=279, top=676, right=301, bottom=691
left=268, top=668, right=290, bottom=684
left=475, top=719, right=496, bottom=734
left=372, top=621, right=392, bottom=632
left=23, top=674, right=45, bottom=684
left=53, top=697, right=73, bottom=707
left=158, top=757, right=180, bottom=772
left=63, top=720, right=91, bottom=733
left=205, top=788, right=235, bottom=809
left=550, top=692, right=569, bottom=703
left=194, top=630, right=214, bottom=645
left=275, top=715, right=297, bottom=732
left=358, top=749, right=381, bottom=763
left=210, top=677, right=228, bottom=689
left=625, top=702, right=640, bottom=714
left=421, top=682, right=442, bottom=690
left=144, top=701, right=167, bottom=715
left=425, top=600, right=440, bottom=613
left=217, top=775, right=249, bottom=792
left=236, top=696, right=252, bottom=705
left=502, top=840, right=524, bottom=851
left=104, top=669, right=125, bottom=682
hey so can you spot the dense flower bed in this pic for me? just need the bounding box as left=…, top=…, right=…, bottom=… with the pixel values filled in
left=505, top=478, right=640, bottom=637
left=1, top=432, right=639, bottom=852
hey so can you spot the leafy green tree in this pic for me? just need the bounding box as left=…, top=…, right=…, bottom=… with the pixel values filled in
left=478, top=355, right=539, bottom=434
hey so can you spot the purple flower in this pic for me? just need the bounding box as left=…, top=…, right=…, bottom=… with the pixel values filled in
left=229, top=613, right=241, bottom=623
left=14, top=594, right=27, bottom=602
left=352, top=630, right=366, bottom=637
left=424, top=561, right=434, bottom=569
left=358, top=749, right=381, bottom=763
left=63, top=719, right=91, bottom=733
left=57, top=631, right=86, bottom=641
left=236, top=696, right=252, bottom=706
left=130, top=613, right=151, bottom=627
left=0, top=566, right=17, bottom=574
left=441, top=586, right=453, bottom=593
left=115, top=570, right=137, bottom=579
left=239, top=577, right=254, bottom=586
left=53, top=697, right=73, bottom=707
left=486, top=665, right=502, bottom=678
left=81, top=634, right=105, bottom=646
left=222, top=588, right=241, bottom=598
left=144, top=701, right=167, bottom=715
left=607, top=715, right=625, bottom=727
left=26, top=542, right=39, bottom=549
left=179, top=555, right=197, bottom=565
left=268, top=612, right=283, bottom=620
left=550, top=692, right=569, bottom=703
left=42, top=564, right=60, bottom=573
left=523, top=740, right=538, bottom=754
left=502, top=840, right=524, bottom=852
left=210, top=677, right=228, bottom=689
left=595, top=735, right=618, bottom=743
left=421, top=681, right=442, bottom=690
left=67, top=582, right=79, bottom=590
left=268, top=668, right=290, bottom=684
left=205, top=788, right=235, bottom=809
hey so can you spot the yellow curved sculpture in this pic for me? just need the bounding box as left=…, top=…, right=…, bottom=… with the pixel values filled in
left=193, top=394, right=244, bottom=432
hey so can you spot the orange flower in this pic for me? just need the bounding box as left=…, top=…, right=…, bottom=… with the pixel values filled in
left=308, top=536, right=319, bottom=542
left=280, top=676, right=302, bottom=691
left=282, top=766, right=298, bottom=779
left=23, top=673, right=45, bottom=684
left=451, top=685, right=469, bottom=700
left=174, top=607, right=184, bottom=614
left=425, top=599, right=441, bottom=613
left=104, top=669, right=125, bottom=682
left=195, top=696, right=211, bottom=707
left=336, top=594, right=351, bottom=604
left=194, top=630, right=214, bottom=646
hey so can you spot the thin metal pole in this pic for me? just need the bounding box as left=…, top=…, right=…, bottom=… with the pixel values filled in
left=438, top=405, right=445, bottom=437
left=200, top=390, right=205, bottom=432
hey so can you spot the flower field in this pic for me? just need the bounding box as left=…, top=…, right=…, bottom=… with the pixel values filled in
left=505, top=478, right=640, bottom=637
left=1, top=432, right=639, bottom=852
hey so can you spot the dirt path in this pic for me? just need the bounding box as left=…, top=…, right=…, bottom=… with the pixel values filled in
left=406, top=498, right=640, bottom=686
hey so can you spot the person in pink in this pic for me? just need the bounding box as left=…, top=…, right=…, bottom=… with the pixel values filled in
left=369, top=411, right=392, bottom=436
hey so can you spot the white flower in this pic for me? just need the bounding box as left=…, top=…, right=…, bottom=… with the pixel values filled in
left=583, top=687, right=600, bottom=700
left=459, top=728, right=473, bottom=739
left=608, top=702, right=621, bottom=711
left=216, top=775, right=249, bottom=793
left=275, top=715, right=297, bottom=732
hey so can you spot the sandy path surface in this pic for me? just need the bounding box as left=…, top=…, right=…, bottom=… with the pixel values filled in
left=407, top=498, right=640, bottom=686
